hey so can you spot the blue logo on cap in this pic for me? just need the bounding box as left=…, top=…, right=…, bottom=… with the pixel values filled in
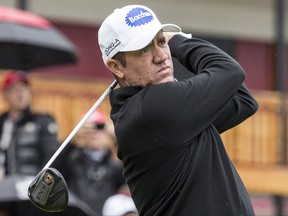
left=125, top=7, right=153, bottom=27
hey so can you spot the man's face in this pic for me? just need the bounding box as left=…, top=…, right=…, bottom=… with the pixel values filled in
left=120, top=31, right=174, bottom=87
left=76, top=121, right=113, bottom=150
left=3, top=82, right=31, bottom=111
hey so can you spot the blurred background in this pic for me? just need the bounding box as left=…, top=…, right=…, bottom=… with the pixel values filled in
left=0, top=0, right=287, bottom=215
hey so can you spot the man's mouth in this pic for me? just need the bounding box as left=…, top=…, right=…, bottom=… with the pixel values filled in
left=157, top=65, right=170, bottom=74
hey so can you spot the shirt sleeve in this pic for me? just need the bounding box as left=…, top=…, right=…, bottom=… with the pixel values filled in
left=212, top=83, right=258, bottom=133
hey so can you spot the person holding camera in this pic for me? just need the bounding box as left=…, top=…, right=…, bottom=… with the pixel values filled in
left=54, top=110, right=125, bottom=216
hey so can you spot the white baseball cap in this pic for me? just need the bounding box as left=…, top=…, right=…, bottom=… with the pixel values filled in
left=98, top=5, right=181, bottom=64
left=102, top=194, right=138, bottom=216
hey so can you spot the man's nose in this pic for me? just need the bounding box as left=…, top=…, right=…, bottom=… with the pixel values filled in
left=153, top=46, right=168, bottom=63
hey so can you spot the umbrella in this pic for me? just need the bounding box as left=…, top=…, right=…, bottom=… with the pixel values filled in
left=0, top=175, right=98, bottom=216
left=0, top=5, right=77, bottom=71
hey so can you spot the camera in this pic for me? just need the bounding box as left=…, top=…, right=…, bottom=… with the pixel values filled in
left=94, top=123, right=105, bottom=130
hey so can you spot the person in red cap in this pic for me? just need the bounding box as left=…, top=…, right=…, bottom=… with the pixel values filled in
left=0, top=70, right=60, bottom=215
left=54, top=110, right=125, bottom=216
left=0, top=70, right=59, bottom=176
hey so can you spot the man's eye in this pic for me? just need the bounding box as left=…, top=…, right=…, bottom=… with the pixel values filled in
left=159, top=39, right=167, bottom=46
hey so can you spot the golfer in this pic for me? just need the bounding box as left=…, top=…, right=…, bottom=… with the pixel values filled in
left=98, top=5, right=258, bottom=216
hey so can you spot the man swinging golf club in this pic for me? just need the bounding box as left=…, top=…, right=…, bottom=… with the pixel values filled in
left=98, top=4, right=258, bottom=216
left=28, top=4, right=258, bottom=215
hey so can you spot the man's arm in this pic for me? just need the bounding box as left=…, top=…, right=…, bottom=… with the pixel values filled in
left=143, top=35, right=247, bottom=142
left=212, top=84, right=259, bottom=133
left=165, top=33, right=258, bottom=133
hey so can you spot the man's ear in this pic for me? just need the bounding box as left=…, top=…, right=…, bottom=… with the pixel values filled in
left=106, top=59, right=124, bottom=79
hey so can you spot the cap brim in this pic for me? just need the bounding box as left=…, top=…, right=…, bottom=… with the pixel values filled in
left=120, top=23, right=181, bottom=53
left=162, top=23, right=182, bottom=32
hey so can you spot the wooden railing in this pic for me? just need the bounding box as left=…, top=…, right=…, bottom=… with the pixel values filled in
left=220, top=91, right=288, bottom=195
left=0, top=72, right=288, bottom=195
left=221, top=91, right=285, bottom=166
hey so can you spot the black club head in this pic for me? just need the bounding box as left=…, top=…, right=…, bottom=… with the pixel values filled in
left=28, top=167, right=69, bottom=212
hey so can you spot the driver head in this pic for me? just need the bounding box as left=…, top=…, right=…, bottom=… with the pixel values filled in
left=28, top=167, right=69, bottom=212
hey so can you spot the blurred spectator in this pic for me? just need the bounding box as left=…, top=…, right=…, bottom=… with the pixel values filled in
left=54, top=110, right=125, bottom=215
left=0, top=71, right=59, bottom=176
left=0, top=70, right=59, bottom=215
left=102, top=194, right=138, bottom=216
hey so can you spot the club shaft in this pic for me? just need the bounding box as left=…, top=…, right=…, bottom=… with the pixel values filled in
left=42, top=80, right=118, bottom=170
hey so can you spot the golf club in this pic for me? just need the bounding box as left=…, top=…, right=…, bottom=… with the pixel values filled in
left=28, top=80, right=118, bottom=212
